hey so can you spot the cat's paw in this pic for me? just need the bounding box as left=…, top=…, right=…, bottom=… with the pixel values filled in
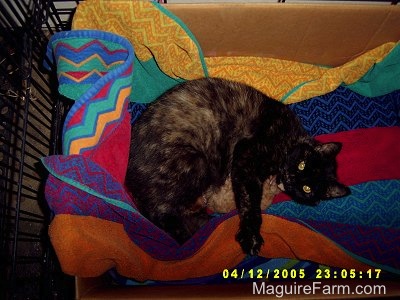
left=236, top=229, right=264, bottom=256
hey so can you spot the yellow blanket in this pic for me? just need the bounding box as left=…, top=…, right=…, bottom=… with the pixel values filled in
left=72, top=0, right=397, bottom=104
left=206, top=42, right=395, bottom=103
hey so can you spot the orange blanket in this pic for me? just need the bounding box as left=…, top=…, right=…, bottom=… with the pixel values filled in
left=50, top=214, right=370, bottom=281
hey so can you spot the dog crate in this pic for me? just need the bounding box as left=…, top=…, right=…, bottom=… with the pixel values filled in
left=1, top=0, right=399, bottom=299
left=0, top=0, right=78, bottom=299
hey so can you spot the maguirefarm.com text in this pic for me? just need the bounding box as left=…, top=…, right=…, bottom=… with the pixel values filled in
left=253, top=281, right=386, bottom=298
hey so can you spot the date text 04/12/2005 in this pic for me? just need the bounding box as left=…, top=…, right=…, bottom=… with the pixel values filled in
left=222, top=268, right=382, bottom=280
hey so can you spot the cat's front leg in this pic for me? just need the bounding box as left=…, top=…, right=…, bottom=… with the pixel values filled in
left=231, top=139, right=264, bottom=256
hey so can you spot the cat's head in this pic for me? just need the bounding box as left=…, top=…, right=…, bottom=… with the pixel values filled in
left=277, top=142, right=350, bottom=205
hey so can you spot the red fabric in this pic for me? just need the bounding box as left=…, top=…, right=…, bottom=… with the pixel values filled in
left=87, top=101, right=131, bottom=183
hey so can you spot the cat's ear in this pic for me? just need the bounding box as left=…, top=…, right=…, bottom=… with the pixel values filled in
left=316, top=142, right=342, bottom=157
left=325, top=182, right=350, bottom=199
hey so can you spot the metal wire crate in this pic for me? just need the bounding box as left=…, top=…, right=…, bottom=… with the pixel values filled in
left=0, top=1, right=79, bottom=299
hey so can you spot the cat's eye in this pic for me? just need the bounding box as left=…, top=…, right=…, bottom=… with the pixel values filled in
left=303, top=185, right=312, bottom=193
left=298, top=161, right=306, bottom=171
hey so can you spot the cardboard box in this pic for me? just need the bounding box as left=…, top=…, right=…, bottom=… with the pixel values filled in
left=75, top=3, right=400, bottom=299
left=170, top=3, right=400, bottom=66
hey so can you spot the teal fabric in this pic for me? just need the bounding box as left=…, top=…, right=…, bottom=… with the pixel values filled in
left=346, top=43, right=400, bottom=97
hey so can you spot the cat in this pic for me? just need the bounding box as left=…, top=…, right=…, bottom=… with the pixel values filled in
left=125, top=77, right=350, bottom=255
left=199, top=175, right=281, bottom=213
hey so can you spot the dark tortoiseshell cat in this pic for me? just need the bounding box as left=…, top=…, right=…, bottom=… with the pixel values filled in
left=126, top=77, right=350, bottom=255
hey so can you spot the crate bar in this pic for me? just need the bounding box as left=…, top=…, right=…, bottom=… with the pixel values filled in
left=27, top=99, right=53, bottom=130
left=0, top=117, right=49, bottom=157
left=0, top=98, right=52, bottom=144
left=3, top=191, right=40, bottom=202
left=0, top=172, right=43, bottom=197
left=1, top=0, right=26, bottom=28
left=9, top=6, right=35, bottom=297
left=0, top=146, right=46, bottom=176
left=0, top=205, right=45, bottom=221
left=30, top=77, right=54, bottom=109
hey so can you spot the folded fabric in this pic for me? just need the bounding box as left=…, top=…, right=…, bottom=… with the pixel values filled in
left=48, top=214, right=371, bottom=281
left=42, top=0, right=400, bottom=284
left=205, top=41, right=400, bottom=103
left=44, top=30, right=134, bottom=184
left=72, top=0, right=400, bottom=103
left=72, top=0, right=208, bottom=103
left=289, top=85, right=400, bottom=137
left=270, top=180, right=400, bottom=229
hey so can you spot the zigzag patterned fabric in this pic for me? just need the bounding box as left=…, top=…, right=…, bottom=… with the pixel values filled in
left=72, top=0, right=207, bottom=79
left=205, top=56, right=327, bottom=101
left=52, top=39, right=128, bottom=100
left=44, top=31, right=133, bottom=156
left=270, top=180, right=400, bottom=228
left=42, top=0, right=400, bottom=285
left=205, top=42, right=400, bottom=103
left=303, top=220, right=400, bottom=270
left=289, top=86, right=400, bottom=136
left=72, top=0, right=208, bottom=103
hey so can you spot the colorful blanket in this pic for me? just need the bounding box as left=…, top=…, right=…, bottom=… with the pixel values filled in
left=43, top=0, right=400, bottom=283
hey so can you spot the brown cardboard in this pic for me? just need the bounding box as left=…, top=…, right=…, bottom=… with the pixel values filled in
left=167, top=3, right=400, bottom=66
left=75, top=3, right=400, bottom=299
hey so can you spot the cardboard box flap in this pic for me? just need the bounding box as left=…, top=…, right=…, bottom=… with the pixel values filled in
left=167, top=3, right=400, bottom=66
